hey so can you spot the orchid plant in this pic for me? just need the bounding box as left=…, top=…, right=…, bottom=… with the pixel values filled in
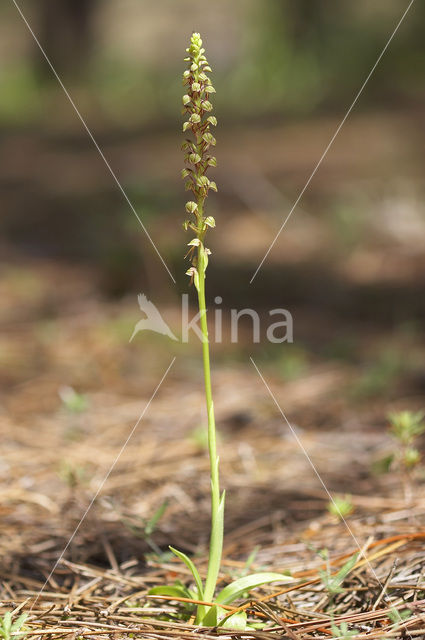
left=148, top=33, right=292, bottom=628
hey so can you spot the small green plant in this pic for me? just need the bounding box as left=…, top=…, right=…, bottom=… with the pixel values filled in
left=382, top=410, right=425, bottom=503
left=330, top=620, right=358, bottom=639
left=317, top=552, right=358, bottom=638
left=390, top=410, right=424, bottom=503
left=389, top=410, right=425, bottom=450
left=0, top=612, right=28, bottom=640
left=122, top=501, right=171, bottom=561
left=327, top=495, right=354, bottom=520
left=148, top=33, right=293, bottom=628
left=318, top=550, right=358, bottom=604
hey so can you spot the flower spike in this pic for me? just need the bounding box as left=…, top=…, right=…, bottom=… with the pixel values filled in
left=182, top=32, right=217, bottom=274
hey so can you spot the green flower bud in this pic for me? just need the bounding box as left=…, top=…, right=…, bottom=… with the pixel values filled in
left=182, top=94, right=191, bottom=105
left=196, top=176, right=210, bottom=188
left=204, top=216, right=215, bottom=228
left=185, top=201, right=198, bottom=214
left=189, top=153, right=201, bottom=164
left=191, top=82, right=201, bottom=93
left=189, top=113, right=201, bottom=124
left=202, top=132, right=216, bottom=146
left=182, top=140, right=196, bottom=152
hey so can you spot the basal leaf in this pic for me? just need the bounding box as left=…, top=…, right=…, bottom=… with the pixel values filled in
left=201, top=605, right=221, bottom=627
left=169, top=547, right=204, bottom=600
left=215, top=572, right=293, bottom=605
left=202, top=490, right=225, bottom=603
left=148, top=585, right=192, bottom=599
left=220, top=610, right=247, bottom=630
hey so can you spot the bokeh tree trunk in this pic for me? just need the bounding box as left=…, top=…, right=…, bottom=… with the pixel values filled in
left=36, top=0, right=97, bottom=79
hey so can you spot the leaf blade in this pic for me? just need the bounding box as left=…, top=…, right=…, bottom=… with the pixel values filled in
left=169, top=547, right=204, bottom=600
left=215, top=572, right=293, bottom=605
left=147, top=585, right=192, bottom=599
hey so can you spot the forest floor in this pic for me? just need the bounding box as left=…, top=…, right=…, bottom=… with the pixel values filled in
left=1, top=251, right=425, bottom=639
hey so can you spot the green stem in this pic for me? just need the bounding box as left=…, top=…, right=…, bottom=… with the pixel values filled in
left=195, top=207, right=224, bottom=613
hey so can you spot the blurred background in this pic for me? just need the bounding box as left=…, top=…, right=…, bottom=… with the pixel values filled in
left=1, top=0, right=425, bottom=569
left=2, top=0, right=425, bottom=380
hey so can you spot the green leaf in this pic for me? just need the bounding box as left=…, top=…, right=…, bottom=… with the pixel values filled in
left=320, top=553, right=358, bottom=597
left=215, top=572, right=293, bottom=605
left=3, top=614, right=12, bottom=635
left=201, top=605, right=220, bottom=627
left=202, top=489, right=225, bottom=602
left=169, top=547, right=204, bottom=600
left=145, top=500, right=168, bottom=536
left=148, top=585, right=191, bottom=599
left=11, top=614, right=28, bottom=635
left=335, top=553, right=358, bottom=583
left=221, top=611, right=247, bottom=630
